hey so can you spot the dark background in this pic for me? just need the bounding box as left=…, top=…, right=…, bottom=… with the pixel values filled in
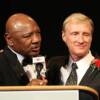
left=0, top=0, right=99, bottom=59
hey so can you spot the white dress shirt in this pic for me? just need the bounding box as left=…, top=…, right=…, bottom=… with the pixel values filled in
left=60, top=51, right=94, bottom=85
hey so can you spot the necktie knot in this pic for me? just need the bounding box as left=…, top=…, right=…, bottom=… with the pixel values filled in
left=22, top=57, right=32, bottom=66
left=72, top=63, right=78, bottom=70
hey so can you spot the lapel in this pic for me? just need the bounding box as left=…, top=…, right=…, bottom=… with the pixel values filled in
left=57, top=56, right=69, bottom=85
left=47, top=56, right=69, bottom=85
left=4, top=47, right=28, bottom=80
left=79, top=64, right=99, bottom=85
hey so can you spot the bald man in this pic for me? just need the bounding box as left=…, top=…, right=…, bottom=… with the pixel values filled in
left=0, top=13, right=47, bottom=86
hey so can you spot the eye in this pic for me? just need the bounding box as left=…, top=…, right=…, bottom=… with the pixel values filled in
left=23, top=32, right=33, bottom=38
left=23, top=32, right=41, bottom=38
left=72, top=32, right=78, bottom=36
left=83, top=32, right=91, bottom=36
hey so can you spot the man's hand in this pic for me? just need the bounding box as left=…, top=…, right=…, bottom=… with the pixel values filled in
left=27, top=78, right=48, bottom=86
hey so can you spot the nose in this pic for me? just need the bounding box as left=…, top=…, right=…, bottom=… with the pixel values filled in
left=78, top=34, right=84, bottom=43
left=31, top=33, right=41, bottom=43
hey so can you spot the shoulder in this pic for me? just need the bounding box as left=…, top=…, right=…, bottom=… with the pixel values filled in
left=0, top=49, right=4, bottom=58
left=0, top=49, right=7, bottom=69
left=0, top=47, right=8, bottom=57
left=0, top=47, right=16, bottom=64
left=0, top=49, right=3, bottom=53
left=47, top=56, right=69, bottom=68
left=48, top=56, right=67, bottom=62
left=0, top=48, right=9, bottom=62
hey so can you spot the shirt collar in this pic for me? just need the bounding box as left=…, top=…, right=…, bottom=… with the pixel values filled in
left=69, top=51, right=94, bottom=68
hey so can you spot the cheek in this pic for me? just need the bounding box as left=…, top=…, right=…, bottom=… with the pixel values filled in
left=64, top=38, right=74, bottom=50
left=85, top=37, right=92, bottom=45
left=14, top=38, right=30, bottom=48
left=89, top=37, right=92, bottom=43
left=22, top=40, right=32, bottom=48
left=65, top=36, right=74, bottom=45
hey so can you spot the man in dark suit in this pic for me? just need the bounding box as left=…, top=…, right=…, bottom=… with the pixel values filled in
left=46, top=13, right=100, bottom=98
left=0, top=13, right=47, bottom=86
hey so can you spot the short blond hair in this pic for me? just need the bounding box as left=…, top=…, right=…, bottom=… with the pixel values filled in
left=62, top=12, right=94, bottom=33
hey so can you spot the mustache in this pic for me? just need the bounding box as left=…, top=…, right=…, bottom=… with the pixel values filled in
left=31, top=42, right=41, bottom=47
left=32, top=41, right=41, bottom=44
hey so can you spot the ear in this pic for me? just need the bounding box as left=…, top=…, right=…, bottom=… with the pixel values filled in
left=4, top=33, right=13, bottom=46
left=62, top=31, right=66, bottom=42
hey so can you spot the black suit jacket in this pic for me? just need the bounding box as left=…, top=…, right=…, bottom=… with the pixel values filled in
left=46, top=56, right=100, bottom=99
left=0, top=47, right=29, bottom=86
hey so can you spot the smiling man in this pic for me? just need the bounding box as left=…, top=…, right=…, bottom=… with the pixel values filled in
left=46, top=12, right=100, bottom=98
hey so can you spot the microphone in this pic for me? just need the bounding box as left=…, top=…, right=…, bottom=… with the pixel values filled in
left=32, top=56, right=46, bottom=79
left=23, top=56, right=46, bottom=81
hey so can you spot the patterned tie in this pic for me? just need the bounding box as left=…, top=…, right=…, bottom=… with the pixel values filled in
left=66, top=63, right=78, bottom=85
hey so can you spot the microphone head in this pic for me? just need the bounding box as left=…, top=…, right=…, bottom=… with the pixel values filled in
left=32, top=56, right=46, bottom=79
left=23, top=56, right=46, bottom=81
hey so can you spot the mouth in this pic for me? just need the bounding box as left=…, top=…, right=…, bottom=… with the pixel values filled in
left=76, top=44, right=87, bottom=49
left=31, top=46, right=40, bottom=52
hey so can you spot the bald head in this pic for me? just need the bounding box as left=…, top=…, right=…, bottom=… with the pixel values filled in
left=5, top=13, right=41, bottom=57
left=6, top=13, right=39, bottom=34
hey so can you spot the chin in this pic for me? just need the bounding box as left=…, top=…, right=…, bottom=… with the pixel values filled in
left=31, top=52, right=40, bottom=57
left=76, top=52, right=87, bottom=58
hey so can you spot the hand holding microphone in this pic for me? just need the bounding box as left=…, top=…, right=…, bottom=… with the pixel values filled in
left=32, top=56, right=46, bottom=79
left=23, top=56, right=47, bottom=85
